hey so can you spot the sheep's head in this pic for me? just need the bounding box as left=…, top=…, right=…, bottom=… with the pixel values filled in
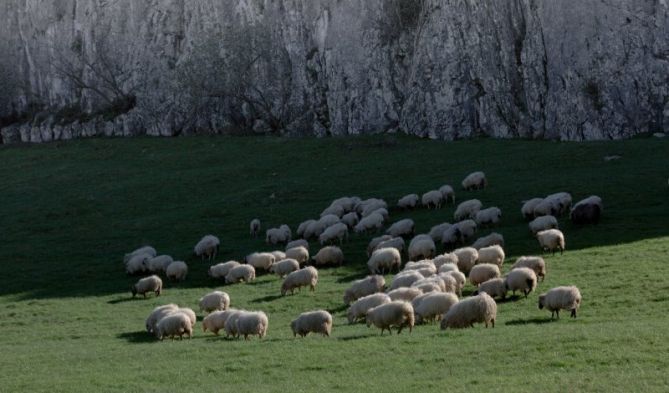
left=131, top=285, right=137, bottom=297
left=472, top=289, right=479, bottom=296
left=538, top=295, right=546, bottom=309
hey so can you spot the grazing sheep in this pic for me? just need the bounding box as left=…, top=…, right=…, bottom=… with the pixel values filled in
left=286, top=239, right=309, bottom=251
left=224, top=310, right=244, bottom=338
left=340, top=212, right=360, bottom=229
left=343, top=275, right=386, bottom=304
left=453, top=247, right=479, bottom=274
left=477, top=245, right=505, bottom=267
left=412, top=282, right=442, bottom=294
left=367, top=235, right=393, bottom=256
left=266, top=226, right=291, bottom=245
left=387, top=287, right=423, bottom=302
left=297, top=219, right=316, bottom=238
left=280, top=224, right=292, bottom=241
left=439, top=185, right=456, bottom=204
left=173, top=307, right=197, bottom=329
left=512, top=256, right=546, bottom=282
left=155, top=312, right=192, bottom=340
left=369, top=207, right=389, bottom=221
left=546, top=192, right=573, bottom=216
left=126, top=253, right=150, bottom=275
left=454, top=199, right=483, bottom=221
left=403, top=260, right=437, bottom=276
left=433, top=253, right=458, bottom=270
left=456, top=220, right=477, bottom=242
left=368, top=247, right=402, bottom=274
left=270, top=250, right=287, bottom=261
left=145, top=304, right=179, bottom=333
left=124, top=246, right=156, bottom=264
left=245, top=252, right=275, bottom=272
left=441, top=225, right=462, bottom=250
left=359, top=199, right=388, bottom=217
left=539, top=286, right=582, bottom=319
left=202, top=309, right=239, bottom=335
left=225, top=264, right=256, bottom=284
left=311, top=246, right=344, bottom=267
left=321, top=204, right=345, bottom=218
left=532, top=198, right=556, bottom=217
left=330, top=196, right=359, bottom=213
left=475, top=207, right=502, bottom=227
left=504, top=267, right=537, bottom=298
left=236, top=311, right=269, bottom=340
left=319, top=222, right=348, bottom=245
left=165, top=261, right=188, bottom=281
left=413, top=292, right=459, bottom=324
left=473, top=278, right=508, bottom=300
left=573, top=195, right=603, bottom=211
left=429, top=223, right=452, bottom=243
left=365, top=301, right=415, bottom=335
left=291, top=310, right=333, bottom=337
left=147, top=255, right=173, bottom=274
left=375, top=237, right=406, bottom=255
left=286, top=246, right=310, bottom=265
left=536, top=229, right=565, bottom=255
left=198, top=291, right=230, bottom=313
left=438, top=262, right=459, bottom=275
left=270, top=258, right=300, bottom=277
left=347, top=293, right=392, bottom=324
left=422, top=190, right=444, bottom=209
left=408, top=235, right=436, bottom=261
left=521, top=198, right=544, bottom=220
left=411, top=276, right=447, bottom=293
left=354, top=212, right=385, bottom=234
left=529, top=215, right=559, bottom=234
left=570, top=202, right=601, bottom=225
left=471, top=232, right=505, bottom=249
left=443, top=271, right=466, bottom=296
left=131, top=275, right=162, bottom=298
left=194, top=235, right=220, bottom=262
left=397, top=194, right=419, bottom=209
left=461, top=171, right=487, bottom=190
left=389, top=270, right=424, bottom=290
left=281, top=267, right=319, bottom=295
left=209, top=261, right=241, bottom=279
left=250, top=219, right=261, bottom=238
left=440, top=292, right=497, bottom=329
left=386, top=219, right=415, bottom=238
left=303, top=220, right=327, bottom=240
left=469, top=264, right=501, bottom=286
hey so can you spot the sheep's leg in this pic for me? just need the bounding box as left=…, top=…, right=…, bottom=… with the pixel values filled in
left=491, top=319, right=495, bottom=328
left=571, top=309, right=577, bottom=318
left=556, top=310, right=560, bottom=319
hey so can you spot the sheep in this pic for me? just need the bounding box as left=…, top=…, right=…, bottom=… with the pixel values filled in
left=475, top=207, right=502, bottom=227
left=538, top=286, right=582, bottom=319
left=155, top=312, right=192, bottom=340
left=280, top=224, right=292, bottom=241
left=281, top=266, right=318, bottom=295
left=408, top=235, right=436, bottom=261
left=477, top=245, right=505, bottom=267
left=286, top=239, right=309, bottom=251
left=225, top=264, right=256, bottom=284
left=570, top=200, right=601, bottom=225
left=266, top=226, right=291, bottom=245
left=386, top=219, right=415, bottom=238
left=329, top=196, right=358, bottom=213
left=443, top=271, right=466, bottom=296
left=433, top=253, right=458, bottom=270
left=546, top=192, right=572, bottom=216
left=441, top=225, right=462, bottom=250
left=529, top=215, right=558, bottom=234
left=368, top=247, right=402, bottom=274
left=512, top=256, right=546, bottom=282
left=439, top=184, right=456, bottom=204
left=131, top=275, right=162, bottom=298
left=194, top=235, right=220, bottom=262
left=319, top=222, right=348, bottom=245
left=236, top=311, right=269, bottom=340
left=537, top=229, right=565, bottom=255
left=389, top=270, right=424, bottom=290
left=403, top=260, right=437, bottom=276
left=365, top=301, right=415, bottom=335
left=422, top=190, right=444, bottom=209
left=359, top=199, right=388, bottom=217
left=270, top=258, right=300, bottom=277
left=438, top=263, right=459, bottom=275
left=387, top=287, right=423, bottom=302
left=472, top=278, right=508, bottom=300
left=174, top=307, right=197, bottom=329
left=412, top=282, right=442, bottom=294
left=224, top=310, right=244, bottom=338
left=354, top=212, right=385, bottom=234
left=453, top=247, right=479, bottom=274
left=343, top=275, right=386, bottom=304
left=461, top=171, right=487, bottom=190
left=250, top=219, right=261, bottom=238
left=440, top=292, right=497, bottom=329
left=198, top=291, right=230, bottom=313
left=202, top=309, right=239, bottom=335
left=504, top=267, right=537, bottom=298
left=374, top=237, right=405, bottom=255
left=521, top=198, right=544, bottom=220
left=124, top=246, right=156, bottom=264
left=347, top=293, right=392, bottom=324
left=469, top=264, right=501, bottom=286
left=165, top=261, right=188, bottom=281
left=573, top=195, right=603, bottom=212
left=146, top=255, right=173, bottom=274
left=245, top=252, right=275, bottom=272
left=145, top=304, right=179, bottom=333
left=126, top=253, right=150, bottom=275
left=297, top=219, right=316, bottom=238
left=456, top=220, right=477, bottom=243
left=340, top=212, right=360, bottom=229
left=303, top=220, right=327, bottom=240
left=397, top=194, right=419, bottom=209
left=429, top=223, right=452, bottom=243
left=471, top=232, right=505, bottom=249
left=321, top=204, right=345, bottom=218
left=285, top=246, right=310, bottom=265
left=368, top=207, right=389, bottom=221
left=413, top=292, right=459, bottom=324
left=291, top=310, right=333, bottom=337
left=367, top=235, right=393, bottom=256
left=270, top=250, right=287, bottom=261
left=411, top=276, right=447, bottom=293
left=454, top=199, right=483, bottom=221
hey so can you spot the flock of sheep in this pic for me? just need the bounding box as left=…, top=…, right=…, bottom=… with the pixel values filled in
left=125, top=170, right=599, bottom=340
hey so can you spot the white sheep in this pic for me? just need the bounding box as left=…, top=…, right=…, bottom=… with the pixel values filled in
left=475, top=207, right=502, bottom=227
left=440, top=292, right=497, bottom=329
left=291, top=310, right=333, bottom=337
left=437, top=263, right=459, bottom=275
left=269, top=258, right=300, bottom=277
left=194, top=235, right=220, bottom=262
left=512, top=256, right=546, bottom=282
left=521, top=198, right=544, bottom=220
left=285, top=239, right=309, bottom=251
left=412, top=282, right=442, bottom=294
left=270, top=250, right=287, bottom=262
left=454, top=199, right=483, bottom=221
left=285, top=246, right=310, bottom=265
left=354, top=212, right=385, bottom=234
left=359, top=199, right=388, bottom=217
left=365, top=301, right=415, bottom=335
left=433, top=253, right=458, bottom=270
left=236, top=311, right=269, bottom=340
left=570, top=196, right=603, bottom=225
left=546, top=192, right=572, bottom=216
left=223, top=310, right=243, bottom=338
left=145, top=304, right=179, bottom=333
left=208, top=261, right=241, bottom=280
left=131, top=275, right=162, bottom=298
left=473, top=278, right=508, bottom=300
left=536, top=229, right=565, bottom=255
left=250, top=219, right=261, bottom=238
left=311, top=246, right=344, bottom=267
left=343, top=275, right=386, bottom=304
left=321, top=204, right=345, bottom=218
left=397, top=194, right=419, bottom=209
left=389, top=270, right=424, bottom=290
left=329, top=196, right=359, bottom=213
left=456, top=220, right=477, bottom=243
left=413, top=292, right=459, bottom=324
left=429, top=223, right=452, bottom=243
left=461, top=171, right=487, bottom=191
left=368, top=247, right=402, bottom=274
left=471, top=232, right=505, bottom=249
left=411, top=276, right=447, bottom=293
left=198, top=291, right=230, bottom=313
left=573, top=195, right=603, bottom=211
left=375, top=237, right=406, bottom=255
left=225, top=264, right=256, bottom=284
left=124, top=246, right=156, bottom=264
left=347, top=293, right=392, bottom=324
left=281, top=266, right=318, bottom=295
left=147, top=255, right=173, bottom=274
left=280, top=224, right=292, bottom=241
left=368, top=207, right=389, bottom=221
left=453, top=247, right=479, bottom=274
left=126, top=253, right=150, bottom=275
left=386, top=219, right=415, bottom=238
left=504, top=267, right=537, bottom=298
left=165, top=261, right=188, bottom=281
left=297, top=219, right=316, bottom=238
left=439, top=184, right=456, bottom=204
left=538, top=286, right=582, bottom=319
left=441, top=225, right=462, bottom=249
left=266, top=226, right=291, bottom=245
left=443, top=271, right=466, bottom=296
left=155, top=312, right=192, bottom=340
left=422, top=190, right=444, bottom=209
left=303, top=220, right=327, bottom=240
left=529, top=215, right=558, bottom=234
left=202, top=309, right=239, bottom=335
left=387, top=287, right=423, bottom=302
left=174, top=308, right=197, bottom=329
left=319, top=222, right=348, bottom=245
left=245, top=252, right=275, bottom=272
left=469, top=264, right=501, bottom=286
left=408, top=235, right=436, bottom=261
left=403, top=259, right=436, bottom=275
left=477, top=245, right=505, bottom=267
left=340, top=212, right=360, bottom=229
left=367, top=235, right=393, bottom=257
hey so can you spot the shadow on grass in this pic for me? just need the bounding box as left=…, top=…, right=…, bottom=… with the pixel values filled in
left=505, top=317, right=555, bottom=326
left=117, top=331, right=156, bottom=343
left=335, top=272, right=368, bottom=283
left=250, top=294, right=284, bottom=303
left=336, top=334, right=370, bottom=342
left=327, top=304, right=348, bottom=314
left=496, top=295, right=530, bottom=304
left=107, top=296, right=143, bottom=304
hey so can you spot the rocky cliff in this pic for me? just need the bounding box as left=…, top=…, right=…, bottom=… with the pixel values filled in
left=1, top=0, right=668, bottom=143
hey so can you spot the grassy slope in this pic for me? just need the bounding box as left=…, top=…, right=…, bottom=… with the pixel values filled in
left=0, top=135, right=668, bottom=392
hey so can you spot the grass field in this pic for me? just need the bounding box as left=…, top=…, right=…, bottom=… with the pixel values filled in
left=0, top=134, right=668, bottom=392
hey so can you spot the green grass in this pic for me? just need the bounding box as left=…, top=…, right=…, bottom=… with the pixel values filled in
left=0, top=134, right=668, bottom=392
